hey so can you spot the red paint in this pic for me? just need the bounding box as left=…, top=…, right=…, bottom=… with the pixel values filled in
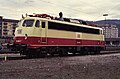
left=14, top=36, right=104, bottom=48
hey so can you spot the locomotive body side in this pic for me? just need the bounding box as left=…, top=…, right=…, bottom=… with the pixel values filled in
left=13, top=17, right=104, bottom=57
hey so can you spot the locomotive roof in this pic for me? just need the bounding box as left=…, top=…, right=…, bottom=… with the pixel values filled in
left=23, top=17, right=102, bottom=30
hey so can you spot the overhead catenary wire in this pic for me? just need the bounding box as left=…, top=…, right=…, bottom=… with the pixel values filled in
left=39, top=0, right=95, bottom=19
left=19, top=0, right=120, bottom=21
left=38, top=0, right=118, bottom=21
left=94, top=3, right=120, bottom=21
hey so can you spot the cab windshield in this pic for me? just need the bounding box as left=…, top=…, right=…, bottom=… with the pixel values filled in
left=22, top=19, right=34, bottom=27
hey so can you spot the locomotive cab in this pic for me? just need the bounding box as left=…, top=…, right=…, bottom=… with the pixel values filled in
left=14, top=17, right=48, bottom=50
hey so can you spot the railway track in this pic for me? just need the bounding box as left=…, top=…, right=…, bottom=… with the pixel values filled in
left=0, top=50, right=120, bottom=61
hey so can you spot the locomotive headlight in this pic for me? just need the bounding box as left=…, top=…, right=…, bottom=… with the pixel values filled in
left=25, top=34, right=28, bottom=40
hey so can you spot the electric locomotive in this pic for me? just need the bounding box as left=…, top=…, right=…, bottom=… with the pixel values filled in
left=13, top=14, right=104, bottom=57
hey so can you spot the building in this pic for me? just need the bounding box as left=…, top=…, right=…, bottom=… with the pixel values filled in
left=99, top=24, right=119, bottom=38
left=0, top=16, right=3, bottom=37
left=97, top=24, right=120, bottom=46
left=0, top=16, right=19, bottom=43
left=2, top=19, right=18, bottom=37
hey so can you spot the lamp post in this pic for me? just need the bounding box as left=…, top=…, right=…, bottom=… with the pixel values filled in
left=103, top=14, right=108, bottom=38
left=103, top=14, right=109, bottom=47
left=103, top=14, right=108, bottom=27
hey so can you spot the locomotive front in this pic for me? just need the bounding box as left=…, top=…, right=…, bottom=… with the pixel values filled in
left=13, top=17, right=44, bottom=52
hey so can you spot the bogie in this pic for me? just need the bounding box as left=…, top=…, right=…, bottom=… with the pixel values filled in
left=19, top=46, right=103, bottom=58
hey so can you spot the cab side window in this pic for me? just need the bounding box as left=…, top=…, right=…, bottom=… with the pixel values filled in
left=35, top=20, right=40, bottom=27
left=42, top=22, right=45, bottom=28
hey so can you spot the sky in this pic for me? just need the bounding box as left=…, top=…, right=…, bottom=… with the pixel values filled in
left=0, top=0, right=120, bottom=21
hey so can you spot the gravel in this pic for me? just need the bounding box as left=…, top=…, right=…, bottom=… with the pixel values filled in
left=0, top=53, right=120, bottom=79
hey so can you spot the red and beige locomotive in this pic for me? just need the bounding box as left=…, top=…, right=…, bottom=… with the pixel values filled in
left=13, top=13, right=104, bottom=57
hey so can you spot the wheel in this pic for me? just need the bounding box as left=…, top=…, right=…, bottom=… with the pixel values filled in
left=39, top=47, right=47, bottom=57
left=48, top=47, right=55, bottom=57
left=94, top=47, right=101, bottom=54
left=26, top=49, right=34, bottom=58
left=80, top=47, right=88, bottom=55
left=72, top=52, right=76, bottom=55
left=95, top=50, right=100, bottom=54
left=26, top=49, right=40, bottom=58
left=59, top=47, right=68, bottom=56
